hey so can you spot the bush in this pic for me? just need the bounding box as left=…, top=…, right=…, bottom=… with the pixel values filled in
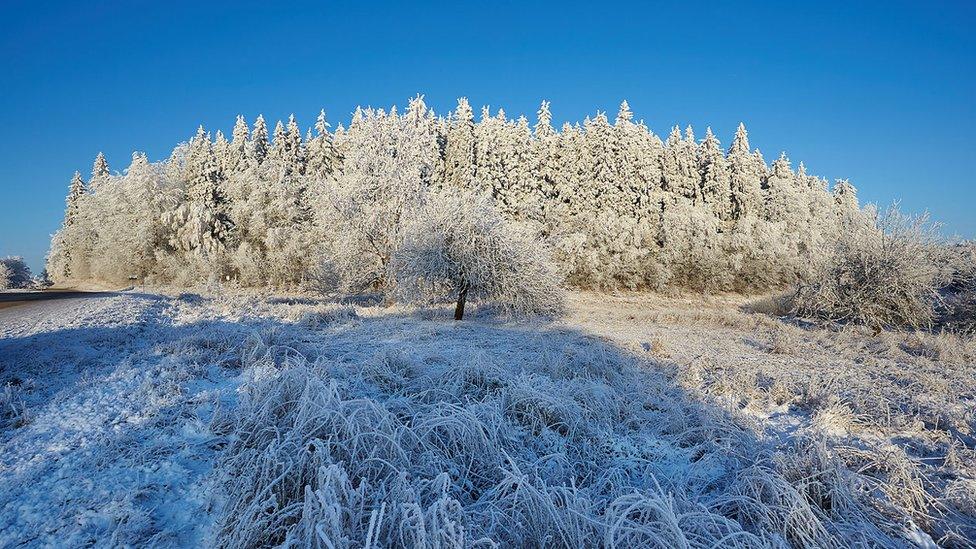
left=792, top=206, right=948, bottom=329
left=939, top=243, right=976, bottom=332
left=392, top=190, right=565, bottom=318
left=0, top=256, right=33, bottom=290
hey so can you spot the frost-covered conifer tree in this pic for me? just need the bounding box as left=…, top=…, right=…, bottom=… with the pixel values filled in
left=443, top=97, right=477, bottom=189
left=306, top=109, right=339, bottom=179
left=762, top=152, right=801, bottom=224
left=269, top=120, right=288, bottom=166
left=228, top=115, right=250, bottom=174
left=285, top=114, right=306, bottom=175
left=165, top=127, right=233, bottom=261
left=48, top=171, right=88, bottom=279
left=475, top=106, right=506, bottom=198
left=504, top=115, right=537, bottom=219
left=530, top=101, right=559, bottom=209
left=65, top=171, right=86, bottom=227
left=697, top=127, right=732, bottom=222
left=583, top=112, right=618, bottom=213
left=248, top=115, right=270, bottom=167
left=727, top=123, right=764, bottom=219
left=833, top=179, right=859, bottom=211
left=614, top=101, right=662, bottom=219
left=213, top=130, right=230, bottom=177
left=92, top=152, right=109, bottom=178
left=88, top=152, right=110, bottom=192
left=661, top=126, right=700, bottom=205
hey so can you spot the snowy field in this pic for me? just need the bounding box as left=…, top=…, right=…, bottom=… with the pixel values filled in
left=1, top=289, right=974, bottom=547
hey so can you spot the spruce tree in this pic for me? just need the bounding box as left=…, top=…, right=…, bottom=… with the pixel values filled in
left=88, top=152, right=111, bottom=192
left=661, top=126, right=700, bottom=205
left=474, top=105, right=505, bottom=199
left=535, top=100, right=554, bottom=139
left=833, top=179, right=859, bottom=211
left=531, top=101, right=558, bottom=211
left=213, top=130, right=230, bottom=177
left=697, top=127, right=732, bottom=221
left=583, top=112, right=618, bottom=213
left=615, top=100, right=633, bottom=125
left=56, top=171, right=88, bottom=278
left=727, top=123, right=764, bottom=219
left=763, top=152, right=797, bottom=224
left=92, top=152, right=109, bottom=178
left=249, top=115, right=270, bottom=166
left=173, top=126, right=233, bottom=255
left=306, top=109, right=338, bottom=178
left=270, top=120, right=288, bottom=167
left=65, top=171, right=86, bottom=227
left=229, top=115, right=250, bottom=173
left=444, top=97, right=477, bottom=189
left=285, top=114, right=306, bottom=175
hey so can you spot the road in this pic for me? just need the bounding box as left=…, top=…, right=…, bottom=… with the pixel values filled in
left=0, top=290, right=118, bottom=310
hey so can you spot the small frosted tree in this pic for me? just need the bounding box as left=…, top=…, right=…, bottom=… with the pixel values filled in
left=393, top=190, right=564, bottom=319
left=0, top=257, right=33, bottom=289
left=794, top=205, right=948, bottom=329
left=92, top=151, right=109, bottom=178
left=0, top=262, right=10, bottom=290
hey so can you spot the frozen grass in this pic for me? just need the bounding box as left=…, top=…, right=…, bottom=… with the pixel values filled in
left=571, top=292, right=976, bottom=546
left=1, top=289, right=974, bottom=546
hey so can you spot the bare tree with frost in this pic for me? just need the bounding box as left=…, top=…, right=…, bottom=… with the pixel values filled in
left=393, top=190, right=564, bottom=319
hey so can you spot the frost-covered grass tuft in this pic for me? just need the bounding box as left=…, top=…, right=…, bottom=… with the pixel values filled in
left=214, top=331, right=775, bottom=548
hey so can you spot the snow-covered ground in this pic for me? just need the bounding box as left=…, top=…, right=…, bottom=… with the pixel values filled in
left=1, top=290, right=974, bottom=547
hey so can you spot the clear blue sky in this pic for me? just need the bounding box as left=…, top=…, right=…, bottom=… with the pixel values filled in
left=1, top=1, right=973, bottom=272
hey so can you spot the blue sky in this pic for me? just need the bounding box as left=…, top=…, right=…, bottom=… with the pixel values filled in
left=1, top=1, right=973, bottom=272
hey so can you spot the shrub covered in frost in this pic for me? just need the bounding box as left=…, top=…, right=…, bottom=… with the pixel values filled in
left=0, top=256, right=33, bottom=290
left=792, top=206, right=949, bottom=329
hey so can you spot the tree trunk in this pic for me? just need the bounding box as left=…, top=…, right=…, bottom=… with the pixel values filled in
left=454, top=280, right=469, bottom=320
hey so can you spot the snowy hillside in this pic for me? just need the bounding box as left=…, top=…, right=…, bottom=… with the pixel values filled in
left=1, top=290, right=973, bottom=546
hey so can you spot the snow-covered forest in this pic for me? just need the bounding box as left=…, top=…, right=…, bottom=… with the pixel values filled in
left=47, top=97, right=864, bottom=295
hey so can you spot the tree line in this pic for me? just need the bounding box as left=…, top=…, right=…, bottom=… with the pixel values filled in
left=48, top=96, right=864, bottom=296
